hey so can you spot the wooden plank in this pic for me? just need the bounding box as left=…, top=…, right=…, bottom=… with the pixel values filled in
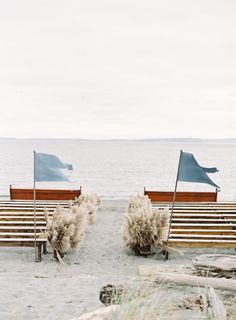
left=0, top=226, right=46, bottom=230
left=0, top=221, right=46, bottom=225
left=0, top=212, right=51, bottom=216
left=170, top=234, right=236, bottom=239
left=0, top=238, right=46, bottom=241
left=0, top=232, right=43, bottom=236
left=0, top=216, right=45, bottom=220
left=153, top=202, right=236, bottom=206
left=172, top=228, right=236, bottom=234
left=172, top=218, right=236, bottom=222
left=171, top=223, right=236, bottom=227
left=0, top=208, right=55, bottom=212
left=168, top=241, right=236, bottom=248
left=0, top=240, right=46, bottom=247
left=171, top=229, right=236, bottom=235
left=10, top=187, right=81, bottom=200
left=0, top=203, right=68, bottom=207
left=144, top=190, right=217, bottom=202
left=171, top=209, right=236, bottom=213
left=172, top=213, right=236, bottom=217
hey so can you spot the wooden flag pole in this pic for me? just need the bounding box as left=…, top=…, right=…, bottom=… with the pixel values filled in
left=164, top=149, right=183, bottom=261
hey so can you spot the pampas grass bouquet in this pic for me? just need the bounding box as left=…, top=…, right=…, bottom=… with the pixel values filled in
left=43, top=193, right=101, bottom=261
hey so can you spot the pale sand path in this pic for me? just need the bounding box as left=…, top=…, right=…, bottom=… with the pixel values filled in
left=0, top=200, right=234, bottom=320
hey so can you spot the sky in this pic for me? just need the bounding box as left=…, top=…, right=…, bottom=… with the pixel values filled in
left=0, top=0, right=235, bottom=139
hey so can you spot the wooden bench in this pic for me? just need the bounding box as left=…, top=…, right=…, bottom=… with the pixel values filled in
left=154, top=202, right=236, bottom=250
left=144, top=188, right=218, bottom=202
left=0, top=201, right=69, bottom=261
left=10, top=185, right=82, bottom=200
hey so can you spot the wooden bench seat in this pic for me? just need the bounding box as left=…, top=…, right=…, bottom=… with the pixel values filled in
left=10, top=186, right=82, bottom=200
left=144, top=189, right=218, bottom=202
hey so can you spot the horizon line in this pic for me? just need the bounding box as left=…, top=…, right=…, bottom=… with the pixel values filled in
left=1, top=137, right=236, bottom=141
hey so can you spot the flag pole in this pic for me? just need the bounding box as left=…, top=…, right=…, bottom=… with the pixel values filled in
left=164, top=149, right=183, bottom=260
left=33, top=150, right=38, bottom=262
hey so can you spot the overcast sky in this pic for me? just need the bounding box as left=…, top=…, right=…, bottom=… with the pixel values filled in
left=0, top=0, right=235, bottom=139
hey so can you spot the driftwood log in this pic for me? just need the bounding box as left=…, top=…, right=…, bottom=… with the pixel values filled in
left=137, top=264, right=191, bottom=276
left=98, top=284, right=227, bottom=319
left=73, top=305, right=119, bottom=320
left=152, top=271, right=236, bottom=292
left=203, top=287, right=227, bottom=320
left=192, top=254, right=236, bottom=278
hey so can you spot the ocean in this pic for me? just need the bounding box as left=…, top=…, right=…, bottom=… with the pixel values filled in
left=0, top=139, right=235, bottom=200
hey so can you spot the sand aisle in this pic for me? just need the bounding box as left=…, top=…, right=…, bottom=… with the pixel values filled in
left=0, top=200, right=233, bottom=320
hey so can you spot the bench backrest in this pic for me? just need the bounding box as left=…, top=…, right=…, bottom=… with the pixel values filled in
left=144, top=189, right=218, bottom=202
left=10, top=186, right=82, bottom=200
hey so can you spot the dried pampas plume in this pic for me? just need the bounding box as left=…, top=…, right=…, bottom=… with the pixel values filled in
left=44, top=204, right=87, bottom=260
left=73, top=193, right=101, bottom=224
left=123, top=194, right=170, bottom=256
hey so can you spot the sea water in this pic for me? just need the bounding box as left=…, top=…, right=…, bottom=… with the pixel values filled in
left=0, top=139, right=235, bottom=200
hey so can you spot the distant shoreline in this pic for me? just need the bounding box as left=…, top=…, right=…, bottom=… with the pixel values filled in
left=0, top=137, right=236, bottom=143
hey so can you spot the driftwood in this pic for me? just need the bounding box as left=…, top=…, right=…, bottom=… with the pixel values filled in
left=153, top=271, right=236, bottom=292
left=192, top=254, right=236, bottom=278
left=73, top=305, right=119, bottom=320
left=179, top=287, right=227, bottom=319
left=137, top=264, right=191, bottom=276
left=203, top=286, right=227, bottom=320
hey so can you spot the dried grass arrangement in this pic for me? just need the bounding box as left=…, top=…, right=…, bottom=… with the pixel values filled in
left=44, top=204, right=87, bottom=261
left=123, top=194, right=170, bottom=256
left=73, top=193, right=101, bottom=224
left=43, top=193, right=101, bottom=261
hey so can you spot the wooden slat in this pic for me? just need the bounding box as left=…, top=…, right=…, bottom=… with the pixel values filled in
left=170, top=234, right=236, bottom=239
left=0, top=226, right=46, bottom=230
left=168, top=241, right=236, bottom=248
left=0, top=206, right=66, bottom=211
left=0, top=221, right=46, bottom=225
left=172, top=218, right=234, bottom=222
left=0, top=216, right=46, bottom=220
left=171, top=223, right=236, bottom=227
left=0, top=212, right=52, bottom=216
left=0, top=232, right=43, bottom=236
left=171, top=213, right=236, bottom=217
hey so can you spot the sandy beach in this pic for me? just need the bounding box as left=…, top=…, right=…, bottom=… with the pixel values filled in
left=0, top=200, right=235, bottom=320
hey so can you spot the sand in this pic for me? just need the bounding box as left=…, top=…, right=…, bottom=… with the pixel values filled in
left=0, top=200, right=234, bottom=320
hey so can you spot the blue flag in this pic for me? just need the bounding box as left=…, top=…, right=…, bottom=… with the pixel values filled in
left=178, top=151, right=220, bottom=189
left=35, top=152, right=73, bottom=182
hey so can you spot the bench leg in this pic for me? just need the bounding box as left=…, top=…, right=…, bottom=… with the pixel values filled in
left=162, top=249, right=169, bottom=261
left=43, top=243, right=47, bottom=255
left=35, top=243, right=42, bottom=262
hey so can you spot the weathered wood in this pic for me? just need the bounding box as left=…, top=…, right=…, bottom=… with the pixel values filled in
left=204, top=287, right=227, bottom=320
left=192, top=254, right=236, bottom=278
left=137, top=265, right=190, bottom=276
left=74, top=305, right=119, bottom=320
left=149, top=272, right=236, bottom=292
